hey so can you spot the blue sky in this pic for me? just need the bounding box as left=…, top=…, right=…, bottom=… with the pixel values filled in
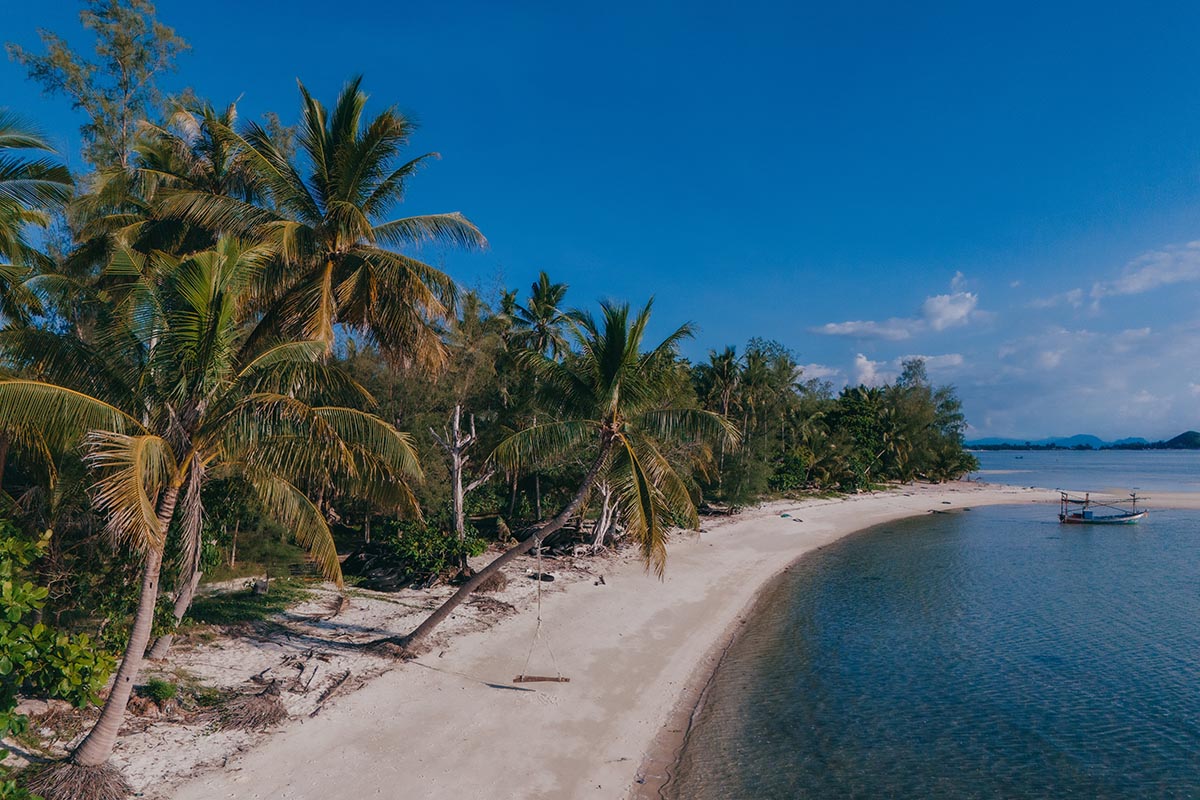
left=3, top=1, right=1200, bottom=439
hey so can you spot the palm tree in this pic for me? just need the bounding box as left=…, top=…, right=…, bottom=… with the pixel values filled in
left=156, top=76, right=487, bottom=367
left=398, top=299, right=738, bottom=650
left=0, top=110, right=72, bottom=325
left=694, top=346, right=741, bottom=481
left=512, top=271, right=569, bottom=358
left=0, top=111, right=72, bottom=496
left=511, top=271, right=569, bottom=517
left=9, top=237, right=422, bottom=800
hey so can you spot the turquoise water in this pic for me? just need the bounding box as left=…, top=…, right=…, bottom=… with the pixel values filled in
left=971, top=449, right=1200, bottom=493
left=669, top=504, right=1200, bottom=799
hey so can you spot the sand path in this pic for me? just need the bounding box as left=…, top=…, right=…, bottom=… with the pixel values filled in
left=170, top=483, right=1054, bottom=799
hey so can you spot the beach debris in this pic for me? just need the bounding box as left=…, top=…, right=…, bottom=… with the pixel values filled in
left=308, top=671, right=353, bottom=718
left=473, top=570, right=508, bottom=593
left=595, top=574, right=606, bottom=586
left=528, top=571, right=555, bottom=582
left=468, top=596, right=516, bottom=616
left=781, top=513, right=790, bottom=518
left=216, top=684, right=288, bottom=731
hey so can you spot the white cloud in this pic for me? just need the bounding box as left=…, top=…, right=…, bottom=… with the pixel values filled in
left=973, top=322, right=1200, bottom=439
left=854, top=354, right=892, bottom=387
left=1036, top=350, right=1064, bottom=369
left=813, top=276, right=981, bottom=340
left=1111, top=327, right=1151, bottom=354
left=798, top=362, right=842, bottom=381
left=1092, top=240, right=1200, bottom=299
left=847, top=353, right=962, bottom=388
left=901, top=353, right=965, bottom=370
left=812, top=319, right=914, bottom=341
left=921, top=291, right=978, bottom=331
left=1028, top=288, right=1084, bottom=309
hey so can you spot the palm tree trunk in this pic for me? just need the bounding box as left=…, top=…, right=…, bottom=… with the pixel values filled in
left=534, top=474, right=542, bottom=520
left=592, top=483, right=614, bottom=551
left=0, top=431, right=9, bottom=492
left=72, top=484, right=180, bottom=766
left=145, top=562, right=201, bottom=661
left=401, top=442, right=611, bottom=650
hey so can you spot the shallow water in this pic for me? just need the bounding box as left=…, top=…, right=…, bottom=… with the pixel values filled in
left=970, top=449, right=1200, bottom=493
left=669, top=505, right=1200, bottom=799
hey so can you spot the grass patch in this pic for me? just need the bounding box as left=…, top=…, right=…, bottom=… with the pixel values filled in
left=202, top=535, right=313, bottom=583
left=186, top=578, right=312, bottom=627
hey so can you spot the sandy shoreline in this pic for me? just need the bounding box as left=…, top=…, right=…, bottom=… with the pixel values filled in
left=162, top=481, right=1070, bottom=800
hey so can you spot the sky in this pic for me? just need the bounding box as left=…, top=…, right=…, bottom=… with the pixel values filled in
left=2, top=0, right=1200, bottom=440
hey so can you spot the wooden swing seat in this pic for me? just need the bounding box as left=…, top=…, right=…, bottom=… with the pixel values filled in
left=513, top=675, right=570, bottom=683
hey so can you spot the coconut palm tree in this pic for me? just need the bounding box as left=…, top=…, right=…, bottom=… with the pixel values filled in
left=0, top=110, right=72, bottom=325
left=8, top=237, right=422, bottom=800
left=512, top=271, right=569, bottom=358
left=510, top=271, right=569, bottom=517
left=398, top=299, right=738, bottom=650
left=156, top=76, right=486, bottom=368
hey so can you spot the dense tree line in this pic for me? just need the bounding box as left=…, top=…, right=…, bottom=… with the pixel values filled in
left=0, top=3, right=975, bottom=798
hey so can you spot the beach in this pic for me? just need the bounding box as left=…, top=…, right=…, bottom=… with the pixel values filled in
left=161, top=482, right=1061, bottom=800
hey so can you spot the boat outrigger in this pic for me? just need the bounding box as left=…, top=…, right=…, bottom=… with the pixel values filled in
left=1058, top=492, right=1147, bottom=525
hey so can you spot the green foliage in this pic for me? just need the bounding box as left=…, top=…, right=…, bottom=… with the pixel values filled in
left=385, top=517, right=486, bottom=586
left=0, top=524, right=114, bottom=797
left=140, top=677, right=176, bottom=704
left=6, top=0, right=189, bottom=168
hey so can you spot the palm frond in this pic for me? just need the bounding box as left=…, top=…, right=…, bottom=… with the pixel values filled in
left=633, top=408, right=741, bottom=450
left=85, top=431, right=178, bottom=553
left=610, top=435, right=668, bottom=576
left=492, top=419, right=600, bottom=473
left=248, top=472, right=343, bottom=586
left=372, top=213, right=487, bottom=250
left=0, top=380, right=146, bottom=453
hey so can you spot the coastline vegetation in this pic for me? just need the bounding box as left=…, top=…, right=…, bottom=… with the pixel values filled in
left=0, top=3, right=978, bottom=797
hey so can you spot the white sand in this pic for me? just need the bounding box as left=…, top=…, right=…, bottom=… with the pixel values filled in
left=165, top=482, right=1057, bottom=800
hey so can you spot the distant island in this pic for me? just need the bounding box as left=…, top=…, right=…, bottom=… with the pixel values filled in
left=967, top=431, right=1200, bottom=451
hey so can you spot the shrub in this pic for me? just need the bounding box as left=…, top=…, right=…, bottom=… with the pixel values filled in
left=141, top=678, right=178, bottom=704
left=385, top=516, right=486, bottom=586
left=0, top=525, right=116, bottom=799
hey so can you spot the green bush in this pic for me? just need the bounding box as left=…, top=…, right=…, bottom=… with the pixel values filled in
left=141, top=678, right=177, bottom=704
left=385, top=516, right=486, bottom=585
left=0, top=524, right=116, bottom=799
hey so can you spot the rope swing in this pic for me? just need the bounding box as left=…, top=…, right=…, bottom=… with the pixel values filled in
left=514, top=539, right=570, bottom=683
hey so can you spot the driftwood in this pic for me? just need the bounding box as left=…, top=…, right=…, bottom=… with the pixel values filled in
left=309, top=671, right=353, bottom=718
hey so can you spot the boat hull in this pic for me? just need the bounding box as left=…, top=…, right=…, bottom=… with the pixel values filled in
left=1060, top=511, right=1147, bottom=525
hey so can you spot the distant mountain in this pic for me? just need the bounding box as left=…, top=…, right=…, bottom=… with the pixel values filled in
left=968, top=434, right=1127, bottom=449
left=968, top=432, right=1197, bottom=450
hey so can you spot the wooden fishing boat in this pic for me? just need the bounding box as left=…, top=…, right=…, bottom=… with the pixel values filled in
left=1058, top=492, right=1147, bottom=524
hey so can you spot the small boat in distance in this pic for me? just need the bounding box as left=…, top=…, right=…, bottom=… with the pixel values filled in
left=1059, top=491, right=1147, bottom=525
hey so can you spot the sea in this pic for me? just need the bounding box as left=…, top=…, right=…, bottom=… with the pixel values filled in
left=667, top=451, right=1200, bottom=799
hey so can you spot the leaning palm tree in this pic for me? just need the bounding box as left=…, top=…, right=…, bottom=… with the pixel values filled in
left=398, top=299, right=738, bottom=650
left=8, top=237, right=422, bottom=800
left=0, top=110, right=72, bottom=325
left=156, top=76, right=486, bottom=367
